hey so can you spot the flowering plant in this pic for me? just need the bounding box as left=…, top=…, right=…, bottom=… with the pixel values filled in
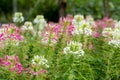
left=0, top=24, right=23, bottom=49
left=0, top=12, right=120, bottom=80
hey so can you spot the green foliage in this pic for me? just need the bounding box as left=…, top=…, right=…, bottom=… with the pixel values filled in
left=66, top=0, right=120, bottom=20
left=1, top=0, right=120, bottom=22
left=0, top=0, right=59, bottom=22
left=66, top=0, right=103, bottom=19
left=0, top=3, right=120, bottom=79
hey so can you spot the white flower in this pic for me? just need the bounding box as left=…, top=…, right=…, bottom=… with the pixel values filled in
left=63, top=41, right=84, bottom=56
left=34, top=15, right=43, bottom=23
left=72, top=15, right=84, bottom=30
left=79, top=50, right=84, bottom=56
left=102, top=28, right=113, bottom=37
left=63, top=47, right=70, bottom=54
left=73, top=21, right=92, bottom=36
left=108, top=40, right=120, bottom=48
left=86, top=15, right=94, bottom=21
left=68, top=41, right=82, bottom=48
left=13, top=12, right=24, bottom=23
left=84, top=28, right=92, bottom=36
left=33, top=15, right=47, bottom=30
left=115, top=21, right=120, bottom=29
left=86, top=15, right=95, bottom=25
left=73, top=15, right=93, bottom=36
left=112, top=29, right=120, bottom=40
left=73, top=50, right=84, bottom=56
left=73, top=28, right=83, bottom=34
left=74, top=14, right=84, bottom=22
left=31, top=55, right=49, bottom=68
left=22, top=21, right=33, bottom=30
left=80, top=20, right=90, bottom=28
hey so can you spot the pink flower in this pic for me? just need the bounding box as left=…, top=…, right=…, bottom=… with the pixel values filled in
left=0, top=33, right=4, bottom=40
left=24, top=68, right=30, bottom=73
left=53, top=24, right=62, bottom=33
left=89, top=42, right=93, bottom=50
left=41, top=15, right=74, bottom=46
left=1, top=61, right=11, bottom=66
left=10, top=67, right=16, bottom=71
left=0, top=24, right=23, bottom=48
left=93, top=31, right=100, bottom=38
left=16, top=63, right=23, bottom=74
left=10, top=34, right=23, bottom=41
left=67, top=24, right=74, bottom=35
left=29, top=69, right=47, bottom=75
left=95, top=17, right=115, bottom=29
left=41, top=69, right=46, bottom=74
left=30, top=70, right=40, bottom=76
left=0, top=55, right=23, bottom=74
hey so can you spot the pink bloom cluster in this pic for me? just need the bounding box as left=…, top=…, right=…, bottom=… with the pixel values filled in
left=92, top=17, right=115, bottom=38
left=0, top=55, right=47, bottom=76
left=0, top=24, right=23, bottom=48
left=41, top=15, right=74, bottom=45
left=25, top=67, right=46, bottom=76
left=0, top=55, right=23, bottom=74
left=95, top=17, right=115, bottom=29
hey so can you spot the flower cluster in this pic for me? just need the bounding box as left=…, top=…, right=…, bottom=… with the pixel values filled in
left=91, top=17, right=115, bottom=38
left=21, top=21, right=33, bottom=31
left=13, top=12, right=24, bottom=23
left=95, top=17, right=115, bottom=29
left=107, top=21, right=120, bottom=47
left=21, top=21, right=35, bottom=36
left=63, top=41, right=84, bottom=56
left=33, top=15, right=47, bottom=30
left=25, top=55, right=49, bottom=76
left=72, top=14, right=93, bottom=36
left=0, top=55, right=48, bottom=76
left=108, top=40, right=120, bottom=47
left=113, top=21, right=120, bottom=39
left=41, top=23, right=58, bottom=45
left=102, top=27, right=113, bottom=37
left=31, top=55, right=49, bottom=68
left=100, top=20, right=120, bottom=47
left=0, top=24, right=23, bottom=48
left=41, top=16, right=74, bottom=46
left=0, top=55, right=23, bottom=74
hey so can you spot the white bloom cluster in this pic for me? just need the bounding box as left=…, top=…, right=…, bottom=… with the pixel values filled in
left=112, top=29, right=120, bottom=40
left=63, top=41, right=84, bottom=56
left=108, top=40, right=120, bottom=48
left=112, top=21, right=120, bottom=40
left=106, top=21, right=120, bottom=47
left=115, top=21, right=120, bottom=29
left=84, top=28, right=93, bottom=36
left=13, top=12, right=24, bottom=23
left=22, top=21, right=34, bottom=30
left=33, top=15, right=47, bottom=30
left=86, top=15, right=95, bottom=25
left=73, top=15, right=84, bottom=22
left=31, top=55, right=49, bottom=68
left=72, top=15, right=93, bottom=36
left=102, top=27, right=113, bottom=37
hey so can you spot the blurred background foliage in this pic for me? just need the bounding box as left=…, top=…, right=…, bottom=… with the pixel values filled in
left=67, top=0, right=120, bottom=19
left=0, top=0, right=120, bottom=23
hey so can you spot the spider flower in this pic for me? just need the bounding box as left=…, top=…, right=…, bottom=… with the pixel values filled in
left=13, top=12, right=24, bottom=23
left=63, top=41, right=84, bottom=56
